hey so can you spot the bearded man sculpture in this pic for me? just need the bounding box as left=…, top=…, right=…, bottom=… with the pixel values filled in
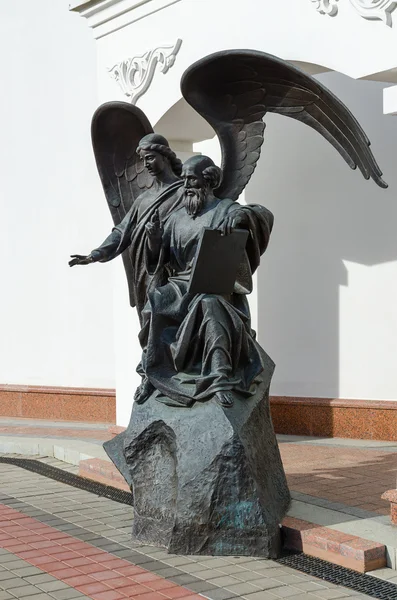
left=71, top=49, right=387, bottom=558
left=138, top=155, right=273, bottom=408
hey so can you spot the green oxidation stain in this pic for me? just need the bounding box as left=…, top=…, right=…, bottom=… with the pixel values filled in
left=217, top=500, right=256, bottom=530
left=213, top=539, right=246, bottom=554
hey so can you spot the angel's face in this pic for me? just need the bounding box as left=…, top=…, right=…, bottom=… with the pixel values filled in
left=140, top=150, right=165, bottom=176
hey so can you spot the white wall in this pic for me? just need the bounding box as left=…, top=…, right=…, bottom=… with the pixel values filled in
left=180, top=74, right=397, bottom=402
left=0, top=0, right=116, bottom=388
left=251, top=72, right=397, bottom=400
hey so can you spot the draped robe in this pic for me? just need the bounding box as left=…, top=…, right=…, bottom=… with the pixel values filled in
left=139, top=197, right=274, bottom=407
left=90, top=181, right=183, bottom=321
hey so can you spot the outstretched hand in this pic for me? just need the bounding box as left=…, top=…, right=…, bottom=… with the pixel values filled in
left=219, top=211, right=249, bottom=236
left=69, top=254, right=93, bottom=267
left=145, top=209, right=163, bottom=240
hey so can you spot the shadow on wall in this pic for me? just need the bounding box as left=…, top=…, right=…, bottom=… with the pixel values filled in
left=250, top=71, right=397, bottom=436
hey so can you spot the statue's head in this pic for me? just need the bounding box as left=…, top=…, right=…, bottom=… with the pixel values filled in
left=137, top=133, right=182, bottom=177
left=181, top=155, right=222, bottom=217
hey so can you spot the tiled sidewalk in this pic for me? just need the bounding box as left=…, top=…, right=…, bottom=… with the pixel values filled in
left=0, top=460, right=376, bottom=600
left=280, top=442, right=397, bottom=516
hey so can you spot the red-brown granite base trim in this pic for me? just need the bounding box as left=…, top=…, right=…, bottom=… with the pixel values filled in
left=281, top=516, right=386, bottom=573
left=271, top=396, right=397, bottom=441
left=78, top=459, right=130, bottom=492
left=108, top=425, right=127, bottom=436
left=381, top=489, right=397, bottom=524
left=0, top=384, right=116, bottom=423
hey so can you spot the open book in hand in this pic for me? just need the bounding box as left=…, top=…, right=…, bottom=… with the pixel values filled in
left=188, top=228, right=249, bottom=295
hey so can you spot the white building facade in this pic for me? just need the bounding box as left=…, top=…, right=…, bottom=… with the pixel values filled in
left=1, top=0, right=397, bottom=436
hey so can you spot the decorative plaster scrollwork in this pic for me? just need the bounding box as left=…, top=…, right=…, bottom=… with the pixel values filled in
left=311, top=0, right=339, bottom=16
left=108, top=39, right=182, bottom=104
left=311, top=0, right=397, bottom=24
left=349, top=0, right=397, bottom=26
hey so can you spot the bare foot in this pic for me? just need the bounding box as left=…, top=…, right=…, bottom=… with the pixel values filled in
left=134, top=378, right=155, bottom=404
left=215, top=391, right=234, bottom=408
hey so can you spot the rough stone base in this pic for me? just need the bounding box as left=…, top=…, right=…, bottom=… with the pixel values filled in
left=104, top=370, right=290, bottom=558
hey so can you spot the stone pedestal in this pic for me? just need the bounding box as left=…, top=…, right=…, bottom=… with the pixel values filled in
left=104, top=365, right=290, bottom=558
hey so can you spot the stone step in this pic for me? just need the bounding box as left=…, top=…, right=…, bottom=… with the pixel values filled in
left=78, top=457, right=130, bottom=491
left=0, top=436, right=109, bottom=465
left=282, top=516, right=386, bottom=573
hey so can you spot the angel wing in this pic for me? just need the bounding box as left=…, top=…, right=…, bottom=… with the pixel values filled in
left=92, top=101, right=155, bottom=224
left=91, top=101, right=155, bottom=306
left=181, top=50, right=387, bottom=201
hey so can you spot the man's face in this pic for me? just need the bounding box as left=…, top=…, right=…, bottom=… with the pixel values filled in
left=182, top=165, right=208, bottom=218
left=182, top=166, right=206, bottom=196
left=140, top=149, right=165, bottom=176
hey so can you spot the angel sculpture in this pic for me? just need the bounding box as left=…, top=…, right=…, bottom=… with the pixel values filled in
left=69, top=104, right=184, bottom=319
left=70, top=50, right=387, bottom=410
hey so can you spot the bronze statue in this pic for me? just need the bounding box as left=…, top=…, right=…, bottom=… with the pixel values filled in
left=71, top=50, right=387, bottom=558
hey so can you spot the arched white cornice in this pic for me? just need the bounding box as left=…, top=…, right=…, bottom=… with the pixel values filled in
left=69, top=0, right=182, bottom=39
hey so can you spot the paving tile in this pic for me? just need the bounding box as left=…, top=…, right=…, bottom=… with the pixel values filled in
left=0, top=556, right=21, bottom=565
left=204, top=576, right=240, bottom=587
left=162, top=558, right=195, bottom=567
left=17, top=594, right=55, bottom=600
left=223, top=582, right=260, bottom=595
left=37, top=583, right=70, bottom=593
left=109, top=583, right=149, bottom=596
left=61, top=576, right=94, bottom=588
left=49, top=590, right=86, bottom=600
left=5, top=585, right=42, bottom=597
left=93, top=571, right=126, bottom=583
left=23, top=576, right=56, bottom=586
left=113, top=566, right=144, bottom=577
left=189, top=569, right=224, bottom=580
left=131, top=593, right=170, bottom=600
left=310, top=591, right=359, bottom=599
left=47, top=570, right=81, bottom=581
left=167, top=575, right=198, bottom=586
left=272, top=574, right=308, bottom=585
left=0, top=562, right=29, bottom=572
left=0, top=574, right=18, bottom=583
left=9, top=568, right=43, bottom=578
left=97, top=577, right=130, bottom=590
left=233, top=570, right=268, bottom=582
left=200, top=589, right=238, bottom=600
left=88, top=592, right=125, bottom=600
left=294, top=581, right=329, bottom=592
left=249, top=577, right=290, bottom=590
left=269, top=587, right=305, bottom=598
left=242, top=593, right=280, bottom=600
left=177, top=564, right=208, bottom=574
left=178, top=581, right=215, bottom=593
left=1, top=579, right=34, bottom=590
left=71, top=564, right=105, bottom=576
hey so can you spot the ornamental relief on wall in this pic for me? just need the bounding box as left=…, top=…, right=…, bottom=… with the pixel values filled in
left=108, top=39, right=182, bottom=105
left=311, top=0, right=397, bottom=26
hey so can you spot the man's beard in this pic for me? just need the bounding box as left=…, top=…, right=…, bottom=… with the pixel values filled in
left=184, top=188, right=206, bottom=218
